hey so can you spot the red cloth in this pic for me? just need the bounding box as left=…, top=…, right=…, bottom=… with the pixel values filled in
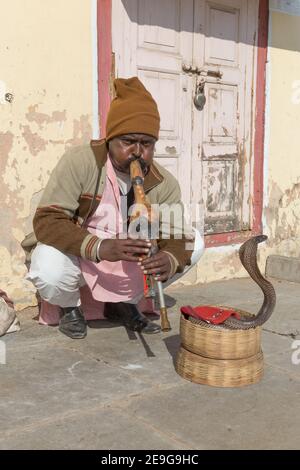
left=180, top=305, right=241, bottom=325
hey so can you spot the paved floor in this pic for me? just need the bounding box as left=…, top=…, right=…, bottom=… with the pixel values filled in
left=0, top=278, right=299, bottom=450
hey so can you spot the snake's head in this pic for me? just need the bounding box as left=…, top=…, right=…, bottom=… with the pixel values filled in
left=254, top=234, right=268, bottom=245
left=239, top=234, right=267, bottom=258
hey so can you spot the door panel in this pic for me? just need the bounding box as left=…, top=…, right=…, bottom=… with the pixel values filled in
left=204, top=84, right=238, bottom=146
left=138, top=0, right=181, bottom=51
left=206, top=4, right=240, bottom=65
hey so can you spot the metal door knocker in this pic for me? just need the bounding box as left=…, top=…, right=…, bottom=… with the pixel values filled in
left=194, top=80, right=206, bottom=111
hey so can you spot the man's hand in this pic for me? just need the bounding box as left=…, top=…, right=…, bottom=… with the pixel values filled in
left=99, top=237, right=152, bottom=262
left=140, top=251, right=172, bottom=282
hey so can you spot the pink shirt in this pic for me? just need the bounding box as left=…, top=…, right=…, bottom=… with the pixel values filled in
left=79, top=157, right=144, bottom=302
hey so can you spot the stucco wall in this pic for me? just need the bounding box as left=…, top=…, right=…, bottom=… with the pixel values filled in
left=0, top=0, right=93, bottom=309
left=263, top=11, right=300, bottom=258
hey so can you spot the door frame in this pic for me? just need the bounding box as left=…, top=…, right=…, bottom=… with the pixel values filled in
left=97, top=0, right=268, bottom=248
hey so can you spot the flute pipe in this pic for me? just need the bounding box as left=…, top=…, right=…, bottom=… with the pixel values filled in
left=129, top=159, right=171, bottom=331
left=156, top=281, right=166, bottom=309
left=156, top=280, right=171, bottom=332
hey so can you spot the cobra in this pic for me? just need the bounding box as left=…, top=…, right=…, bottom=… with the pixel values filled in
left=191, top=235, right=276, bottom=330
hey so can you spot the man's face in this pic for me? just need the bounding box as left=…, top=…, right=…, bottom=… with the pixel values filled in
left=108, top=133, right=157, bottom=174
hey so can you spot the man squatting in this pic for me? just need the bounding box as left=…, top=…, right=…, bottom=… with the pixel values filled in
left=24, top=77, right=204, bottom=339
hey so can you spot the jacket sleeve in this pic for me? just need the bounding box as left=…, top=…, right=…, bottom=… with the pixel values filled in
left=33, top=146, right=100, bottom=262
left=156, top=174, right=195, bottom=275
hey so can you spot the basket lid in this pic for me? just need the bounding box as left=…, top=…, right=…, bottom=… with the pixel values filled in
left=180, top=305, right=241, bottom=325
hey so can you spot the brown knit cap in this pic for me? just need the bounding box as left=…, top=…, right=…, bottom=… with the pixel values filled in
left=106, top=77, right=160, bottom=141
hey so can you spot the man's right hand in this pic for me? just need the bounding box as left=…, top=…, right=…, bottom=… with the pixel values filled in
left=98, top=237, right=152, bottom=262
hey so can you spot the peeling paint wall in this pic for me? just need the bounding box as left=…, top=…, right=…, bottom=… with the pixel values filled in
left=262, top=11, right=300, bottom=261
left=0, top=0, right=93, bottom=309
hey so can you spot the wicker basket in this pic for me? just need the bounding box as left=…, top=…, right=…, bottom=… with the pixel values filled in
left=175, top=346, right=264, bottom=388
left=180, top=307, right=262, bottom=360
left=175, top=307, right=264, bottom=387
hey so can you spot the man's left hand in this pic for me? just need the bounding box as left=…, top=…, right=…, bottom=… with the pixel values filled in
left=139, top=251, right=171, bottom=282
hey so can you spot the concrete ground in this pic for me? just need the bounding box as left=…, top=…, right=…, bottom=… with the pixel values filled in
left=0, top=278, right=299, bottom=450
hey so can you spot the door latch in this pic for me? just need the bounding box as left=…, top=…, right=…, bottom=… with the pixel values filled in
left=182, top=63, right=223, bottom=79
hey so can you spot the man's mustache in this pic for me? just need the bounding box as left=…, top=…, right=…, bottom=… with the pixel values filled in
left=128, top=156, right=148, bottom=175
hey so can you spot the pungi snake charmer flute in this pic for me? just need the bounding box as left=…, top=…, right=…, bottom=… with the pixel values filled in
left=129, top=159, right=171, bottom=332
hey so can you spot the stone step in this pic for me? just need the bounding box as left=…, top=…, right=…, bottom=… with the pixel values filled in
left=266, top=255, right=300, bottom=283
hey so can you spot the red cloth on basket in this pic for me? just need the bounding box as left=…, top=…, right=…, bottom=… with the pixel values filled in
left=180, top=305, right=241, bottom=325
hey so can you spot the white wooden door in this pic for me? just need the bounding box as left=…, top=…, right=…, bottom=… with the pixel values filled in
left=111, top=0, right=258, bottom=235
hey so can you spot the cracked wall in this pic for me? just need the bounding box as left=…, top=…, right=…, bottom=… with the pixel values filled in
left=0, top=0, right=93, bottom=309
left=262, top=11, right=300, bottom=264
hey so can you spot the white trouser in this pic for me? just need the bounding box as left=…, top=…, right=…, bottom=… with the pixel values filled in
left=27, top=229, right=204, bottom=308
